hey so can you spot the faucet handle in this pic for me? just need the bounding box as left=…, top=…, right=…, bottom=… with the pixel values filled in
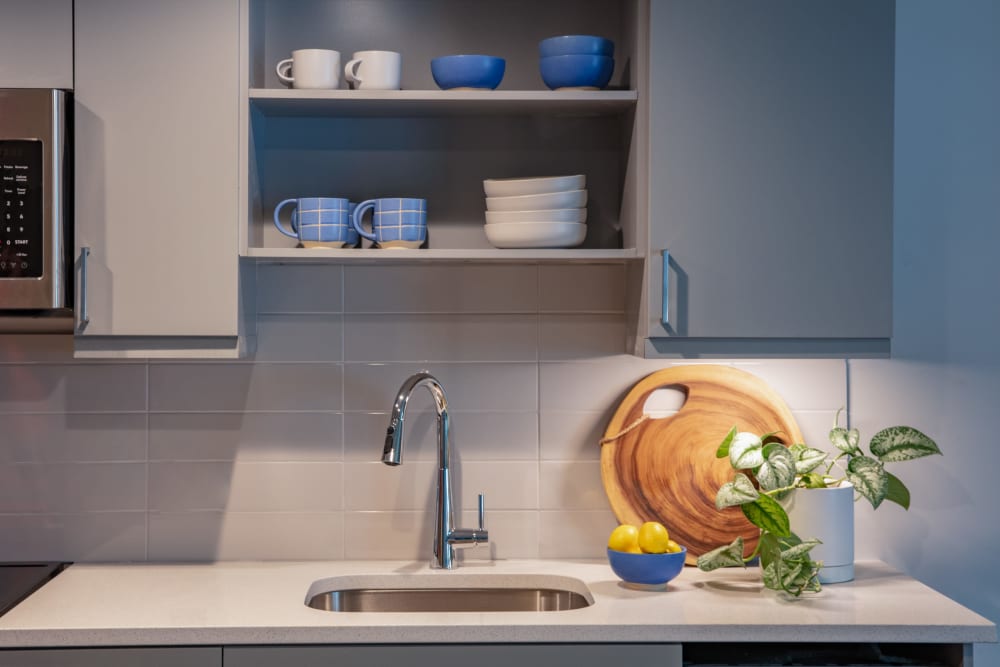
left=478, top=493, right=486, bottom=531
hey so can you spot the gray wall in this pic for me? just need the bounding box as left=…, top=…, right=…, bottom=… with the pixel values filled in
left=851, top=0, right=999, bottom=664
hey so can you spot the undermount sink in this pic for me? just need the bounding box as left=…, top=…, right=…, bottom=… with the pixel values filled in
left=305, top=573, right=594, bottom=613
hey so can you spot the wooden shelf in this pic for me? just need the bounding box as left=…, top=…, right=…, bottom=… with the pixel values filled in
left=244, top=247, right=639, bottom=263
left=249, top=88, right=638, bottom=117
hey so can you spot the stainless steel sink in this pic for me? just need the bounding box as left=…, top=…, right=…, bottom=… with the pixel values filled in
left=305, top=574, right=594, bottom=613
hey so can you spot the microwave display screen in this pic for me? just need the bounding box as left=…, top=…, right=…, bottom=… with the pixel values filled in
left=0, top=140, right=43, bottom=279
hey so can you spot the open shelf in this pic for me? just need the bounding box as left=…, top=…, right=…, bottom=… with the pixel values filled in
left=247, top=247, right=640, bottom=262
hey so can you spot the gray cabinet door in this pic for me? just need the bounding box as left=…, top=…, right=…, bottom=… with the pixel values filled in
left=0, top=647, right=221, bottom=667
left=74, top=0, right=239, bottom=340
left=646, top=0, right=893, bottom=346
left=0, top=0, right=73, bottom=89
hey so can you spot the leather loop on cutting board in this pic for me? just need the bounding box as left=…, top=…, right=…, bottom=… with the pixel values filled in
left=600, top=365, right=803, bottom=565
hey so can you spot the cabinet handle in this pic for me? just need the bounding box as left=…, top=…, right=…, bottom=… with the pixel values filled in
left=660, top=249, right=670, bottom=326
left=77, top=247, right=91, bottom=333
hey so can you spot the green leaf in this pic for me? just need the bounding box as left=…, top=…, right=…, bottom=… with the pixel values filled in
left=789, top=444, right=828, bottom=474
left=830, top=427, right=861, bottom=455
left=869, top=426, right=942, bottom=462
left=729, top=432, right=764, bottom=469
left=758, top=532, right=782, bottom=571
left=885, top=471, right=911, bottom=510
left=780, top=537, right=822, bottom=561
left=716, top=426, right=738, bottom=458
left=715, top=472, right=759, bottom=509
left=757, top=443, right=796, bottom=491
left=799, top=471, right=829, bottom=489
left=761, top=561, right=781, bottom=590
left=742, top=494, right=791, bottom=537
left=847, top=456, right=889, bottom=509
left=696, top=537, right=746, bottom=571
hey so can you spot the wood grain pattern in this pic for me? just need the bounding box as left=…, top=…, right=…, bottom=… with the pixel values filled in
left=601, top=365, right=803, bottom=565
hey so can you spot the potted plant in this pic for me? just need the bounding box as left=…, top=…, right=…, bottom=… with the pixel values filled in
left=696, top=411, right=941, bottom=596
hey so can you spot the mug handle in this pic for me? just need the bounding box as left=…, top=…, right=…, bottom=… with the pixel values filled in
left=273, top=198, right=300, bottom=239
left=344, top=58, right=363, bottom=85
left=352, top=199, right=378, bottom=242
left=276, top=58, right=294, bottom=84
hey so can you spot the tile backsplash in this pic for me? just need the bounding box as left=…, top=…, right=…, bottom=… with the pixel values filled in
left=0, top=264, right=847, bottom=562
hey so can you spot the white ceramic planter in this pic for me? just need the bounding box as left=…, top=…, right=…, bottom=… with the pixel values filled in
left=784, top=482, right=855, bottom=584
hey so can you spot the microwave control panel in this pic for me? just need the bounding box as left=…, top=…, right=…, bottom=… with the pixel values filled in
left=0, top=140, right=43, bottom=279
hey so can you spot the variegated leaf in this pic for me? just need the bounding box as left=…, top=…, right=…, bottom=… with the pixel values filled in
left=847, top=455, right=889, bottom=509
left=780, top=537, right=822, bottom=561
left=789, top=444, right=828, bottom=474
left=829, top=427, right=860, bottom=454
left=869, top=426, right=942, bottom=462
left=715, top=472, right=759, bottom=509
left=757, top=443, right=796, bottom=491
left=696, top=537, right=746, bottom=572
left=729, top=431, right=764, bottom=469
left=742, top=493, right=790, bottom=537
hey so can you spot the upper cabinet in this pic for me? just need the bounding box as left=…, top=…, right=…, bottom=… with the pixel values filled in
left=241, top=0, right=647, bottom=261
left=0, top=0, right=73, bottom=89
left=639, top=0, right=894, bottom=356
left=73, top=0, right=243, bottom=357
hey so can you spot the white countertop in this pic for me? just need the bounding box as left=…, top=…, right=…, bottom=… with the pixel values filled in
left=0, top=559, right=995, bottom=647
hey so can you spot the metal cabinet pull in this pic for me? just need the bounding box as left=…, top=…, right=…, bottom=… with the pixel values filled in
left=660, top=249, right=670, bottom=326
left=77, top=247, right=90, bottom=333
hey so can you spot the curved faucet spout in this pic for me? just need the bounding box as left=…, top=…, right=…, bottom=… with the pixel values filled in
left=380, top=371, right=487, bottom=569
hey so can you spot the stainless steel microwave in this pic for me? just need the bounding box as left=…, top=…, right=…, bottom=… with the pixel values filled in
left=0, top=88, right=72, bottom=331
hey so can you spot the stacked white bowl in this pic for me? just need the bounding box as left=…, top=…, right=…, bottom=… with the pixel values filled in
left=483, top=174, right=587, bottom=248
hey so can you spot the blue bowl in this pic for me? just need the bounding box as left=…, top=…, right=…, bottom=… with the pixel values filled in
left=539, top=35, right=615, bottom=58
left=431, top=55, right=506, bottom=90
left=607, top=547, right=687, bottom=586
left=540, top=54, right=614, bottom=90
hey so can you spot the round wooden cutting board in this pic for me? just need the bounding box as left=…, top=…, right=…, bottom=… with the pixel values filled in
left=601, top=365, right=803, bottom=565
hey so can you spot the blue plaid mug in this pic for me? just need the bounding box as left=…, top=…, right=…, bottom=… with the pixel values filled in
left=352, top=198, right=427, bottom=249
left=273, top=197, right=360, bottom=248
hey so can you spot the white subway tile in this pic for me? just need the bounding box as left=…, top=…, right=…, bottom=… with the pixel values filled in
left=256, top=264, right=343, bottom=314
left=540, top=411, right=610, bottom=461
left=344, top=265, right=538, bottom=313
left=148, top=462, right=343, bottom=512
left=460, top=461, right=538, bottom=511
left=345, top=314, right=538, bottom=362
left=148, top=511, right=344, bottom=560
left=149, top=412, right=342, bottom=462
left=343, top=511, right=427, bottom=560
left=344, top=460, right=438, bottom=512
left=539, top=313, right=625, bottom=360
left=0, top=364, right=146, bottom=413
left=0, top=463, right=146, bottom=513
left=254, top=314, right=343, bottom=362
left=726, top=359, right=847, bottom=411
left=1, top=414, right=146, bottom=463
left=149, top=363, right=343, bottom=412
left=540, top=461, right=608, bottom=510
left=539, top=356, right=658, bottom=412
left=344, top=411, right=537, bottom=462
left=460, top=510, right=539, bottom=560
left=344, top=363, right=537, bottom=412
left=538, top=510, right=618, bottom=559
left=539, top=264, right=625, bottom=312
left=0, top=513, right=147, bottom=562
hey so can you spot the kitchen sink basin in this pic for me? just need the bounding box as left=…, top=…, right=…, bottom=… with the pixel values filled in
left=305, top=573, right=593, bottom=613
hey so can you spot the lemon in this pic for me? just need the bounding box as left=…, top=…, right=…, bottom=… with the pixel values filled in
left=607, top=524, right=641, bottom=553
left=638, top=521, right=671, bottom=554
left=666, top=539, right=682, bottom=554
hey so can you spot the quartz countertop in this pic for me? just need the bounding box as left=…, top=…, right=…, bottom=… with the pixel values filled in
left=0, top=559, right=994, bottom=647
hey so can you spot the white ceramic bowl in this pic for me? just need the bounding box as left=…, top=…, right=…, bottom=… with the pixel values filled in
left=484, top=222, right=587, bottom=248
left=483, top=174, right=586, bottom=197
left=485, top=189, right=588, bottom=211
left=485, top=208, right=587, bottom=225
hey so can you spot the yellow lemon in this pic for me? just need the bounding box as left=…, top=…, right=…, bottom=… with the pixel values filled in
left=638, top=521, right=671, bottom=554
left=607, top=524, right=641, bottom=553
left=666, top=539, right=682, bottom=554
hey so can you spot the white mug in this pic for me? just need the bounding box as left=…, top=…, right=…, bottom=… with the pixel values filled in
left=276, top=49, right=341, bottom=89
left=344, top=50, right=402, bottom=90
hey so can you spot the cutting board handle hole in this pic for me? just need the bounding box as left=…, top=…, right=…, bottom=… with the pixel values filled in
left=642, top=385, right=688, bottom=418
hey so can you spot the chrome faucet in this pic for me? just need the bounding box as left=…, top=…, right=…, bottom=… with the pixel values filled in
left=382, top=371, right=488, bottom=569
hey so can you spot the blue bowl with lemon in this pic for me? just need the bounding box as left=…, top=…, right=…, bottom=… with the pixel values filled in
left=607, top=522, right=686, bottom=586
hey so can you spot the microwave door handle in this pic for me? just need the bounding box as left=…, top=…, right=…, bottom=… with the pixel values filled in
left=76, top=247, right=90, bottom=333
